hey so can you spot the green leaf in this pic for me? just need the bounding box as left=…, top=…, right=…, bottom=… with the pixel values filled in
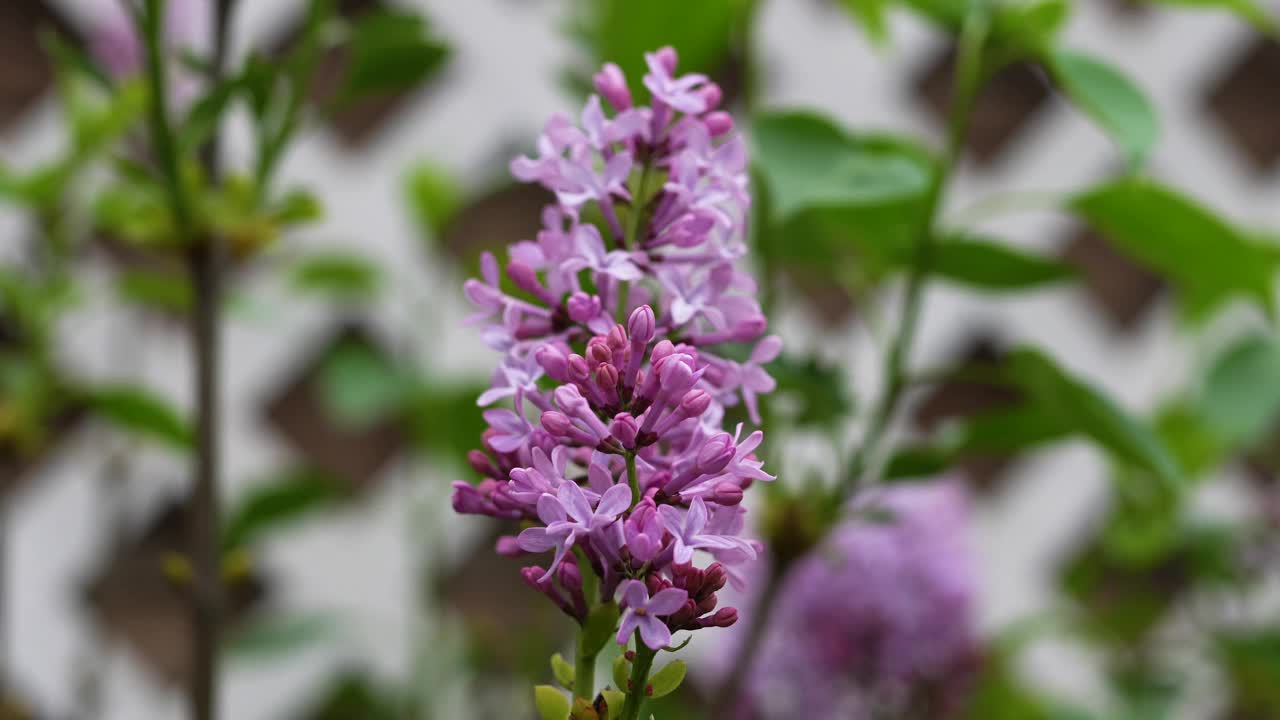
left=318, top=342, right=406, bottom=427
left=764, top=355, right=854, bottom=428
left=582, top=603, right=620, bottom=658
left=404, top=162, right=462, bottom=238
left=341, top=9, right=450, bottom=101
left=989, top=0, right=1071, bottom=65
left=1070, top=179, right=1278, bottom=320
left=535, top=685, right=571, bottom=720
left=883, top=444, right=956, bottom=481
left=1001, top=349, right=1183, bottom=486
left=568, top=0, right=741, bottom=100
left=289, top=252, right=382, bottom=301
left=222, top=468, right=343, bottom=550
left=646, top=660, right=686, bottom=699
left=1144, top=0, right=1277, bottom=34
left=551, top=653, right=576, bottom=689
left=225, top=612, right=337, bottom=659
left=612, top=654, right=630, bottom=692
left=751, top=112, right=932, bottom=221
left=1199, top=334, right=1280, bottom=448
left=114, top=269, right=192, bottom=313
left=1048, top=50, right=1158, bottom=168
left=837, top=0, right=891, bottom=43
left=930, top=234, right=1074, bottom=291
left=271, top=188, right=324, bottom=226
left=86, top=385, right=192, bottom=450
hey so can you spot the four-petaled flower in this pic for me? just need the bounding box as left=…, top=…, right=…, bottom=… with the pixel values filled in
left=658, top=497, right=757, bottom=565
left=616, top=579, right=689, bottom=650
left=517, top=481, right=632, bottom=581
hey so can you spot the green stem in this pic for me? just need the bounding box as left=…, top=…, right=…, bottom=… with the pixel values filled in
left=141, top=0, right=193, bottom=237
left=624, top=160, right=654, bottom=250
left=574, top=631, right=598, bottom=702
left=620, top=638, right=657, bottom=720
left=626, top=452, right=640, bottom=508
left=840, top=10, right=988, bottom=500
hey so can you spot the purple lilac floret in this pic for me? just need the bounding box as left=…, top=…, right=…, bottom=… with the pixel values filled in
left=453, top=47, right=777, bottom=652
left=723, top=481, right=979, bottom=719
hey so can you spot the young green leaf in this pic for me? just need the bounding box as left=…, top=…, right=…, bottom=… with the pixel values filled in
left=568, top=0, right=742, bottom=99
left=930, top=234, right=1074, bottom=291
left=752, top=112, right=932, bottom=221
left=551, top=653, right=577, bottom=690
left=115, top=269, right=193, bottom=313
left=535, top=685, right=571, bottom=720
left=582, top=602, right=621, bottom=657
left=85, top=385, right=193, bottom=450
left=222, top=468, right=343, bottom=550
left=341, top=10, right=450, bottom=102
left=1049, top=50, right=1158, bottom=168
left=404, top=162, right=461, bottom=238
left=836, top=0, right=891, bottom=43
left=646, top=660, right=686, bottom=699
left=289, top=252, right=382, bottom=301
left=612, top=654, right=631, bottom=692
left=225, top=612, right=337, bottom=660
left=1071, top=179, right=1278, bottom=321
left=1001, top=348, right=1183, bottom=487
left=1199, top=334, right=1280, bottom=448
left=1144, top=0, right=1278, bottom=34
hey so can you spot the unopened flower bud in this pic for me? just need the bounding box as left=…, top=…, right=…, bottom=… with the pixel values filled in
left=704, top=111, right=734, bottom=137
left=467, top=450, right=497, bottom=478
left=697, top=433, right=736, bottom=475
left=535, top=345, right=571, bottom=382
left=495, top=535, right=523, bottom=557
left=567, top=354, right=592, bottom=383
left=596, top=363, right=619, bottom=393
left=567, top=292, right=602, bottom=324
left=655, top=46, right=678, bottom=74
left=587, top=337, right=613, bottom=365
left=680, top=389, right=711, bottom=417
left=607, top=324, right=629, bottom=352
left=507, top=262, right=543, bottom=297
left=628, top=305, right=656, bottom=345
left=610, top=413, right=639, bottom=448
left=711, top=482, right=744, bottom=506
left=698, top=83, right=723, bottom=111
left=593, top=62, right=632, bottom=109
left=540, top=411, right=572, bottom=437
left=706, top=607, right=738, bottom=628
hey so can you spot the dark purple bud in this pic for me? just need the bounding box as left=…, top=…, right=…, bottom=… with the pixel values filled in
left=703, top=563, right=728, bottom=592
left=610, top=413, right=639, bottom=448
left=706, top=607, right=738, bottom=628
left=535, top=345, right=571, bottom=382
left=541, top=411, right=572, bottom=437
left=628, top=305, right=656, bottom=345
left=451, top=482, right=491, bottom=515
left=607, top=324, right=629, bottom=352
left=710, top=482, right=744, bottom=506
left=521, top=566, right=547, bottom=589
left=467, top=450, right=497, bottom=478
left=655, top=46, right=678, bottom=74
left=704, top=111, right=734, bottom=137
left=558, top=562, right=589, bottom=620
left=596, top=363, right=619, bottom=392
left=587, top=337, right=613, bottom=365
left=567, top=292, right=602, bottom=324
left=593, top=62, right=632, bottom=110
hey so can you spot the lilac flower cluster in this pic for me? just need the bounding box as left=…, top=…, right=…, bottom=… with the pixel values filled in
left=452, top=47, right=778, bottom=652
left=726, top=481, right=978, bottom=719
